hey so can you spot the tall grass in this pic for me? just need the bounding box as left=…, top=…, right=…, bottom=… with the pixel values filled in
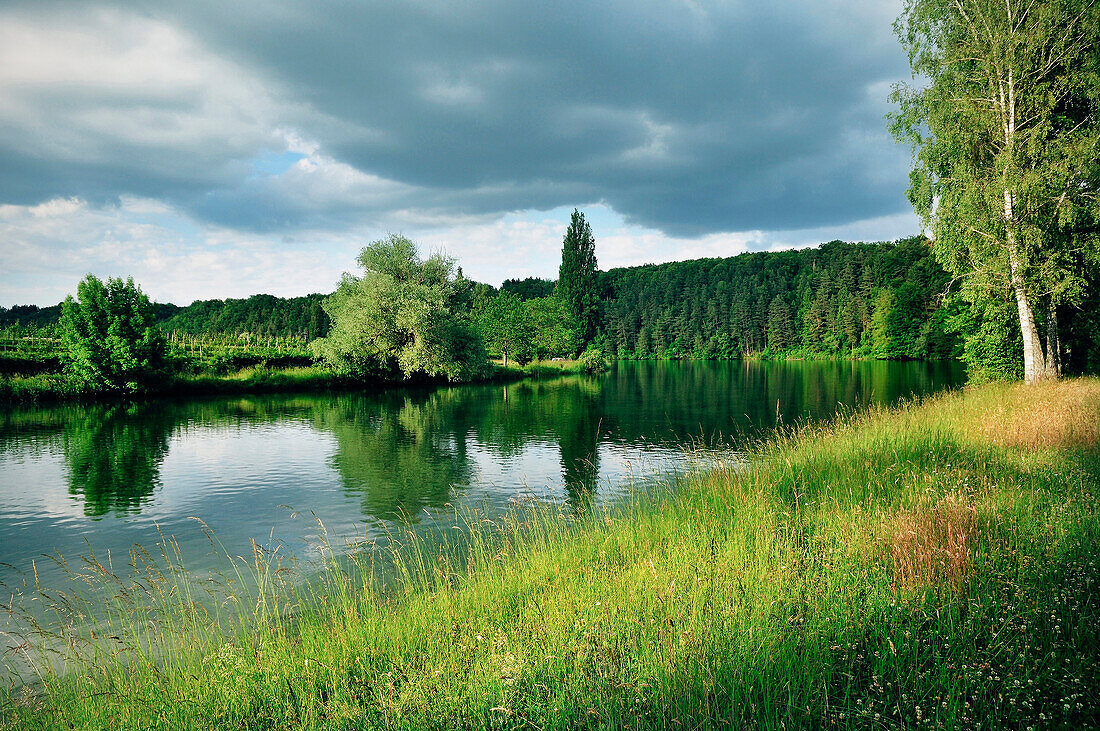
left=0, top=366, right=350, bottom=404
left=3, top=379, right=1099, bottom=729
left=0, top=374, right=88, bottom=403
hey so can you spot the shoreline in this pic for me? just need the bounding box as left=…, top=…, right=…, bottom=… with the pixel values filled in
left=0, top=355, right=959, bottom=407
left=0, top=359, right=591, bottom=407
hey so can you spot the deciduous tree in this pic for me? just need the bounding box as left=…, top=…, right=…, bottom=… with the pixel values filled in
left=59, top=275, right=168, bottom=392
left=524, top=296, right=582, bottom=360
left=892, top=0, right=1100, bottom=382
left=476, top=291, right=536, bottom=366
left=312, top=235, right=488, bottom=382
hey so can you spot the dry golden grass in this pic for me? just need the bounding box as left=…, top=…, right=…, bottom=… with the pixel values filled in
left=976, top=378, right=1100, bottom=451
left=882, top=496, right=978, bottom=590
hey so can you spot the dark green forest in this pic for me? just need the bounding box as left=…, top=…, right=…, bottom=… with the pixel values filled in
left=500, top=277, right=556, bottom=301
left=157, top=294, right=330, bottom=339
left=598, top=238, right=956, bottom=361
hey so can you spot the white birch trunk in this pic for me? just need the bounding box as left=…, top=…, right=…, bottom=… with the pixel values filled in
left=1005, top=190, right=1051, bottom=384
left=1008, top=251, right=1049, bottom=383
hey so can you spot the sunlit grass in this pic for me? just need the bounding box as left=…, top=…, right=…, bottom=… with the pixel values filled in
left=0, top=374, right=87, bottom=403
left=0, top=365, right=345, bottom=403
left=2, top=379, right=1099, bottom=728
left=490, top=358, right=585, bottom=379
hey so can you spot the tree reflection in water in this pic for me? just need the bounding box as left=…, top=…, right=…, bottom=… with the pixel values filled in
left=28, top=360, right=963, bottom=521
left=318, top=389, right=485, bottom=522
left=321, top=377, right=607, bottom=519
left=63, top=403, right=175, bottom=517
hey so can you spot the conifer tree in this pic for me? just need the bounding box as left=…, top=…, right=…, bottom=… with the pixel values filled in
left=557, top=209, right=600, bottom=348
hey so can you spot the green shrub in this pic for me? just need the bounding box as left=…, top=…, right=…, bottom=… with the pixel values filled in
left=59, top=275, right=170, bottom=393
left=578, top=346, right=609, bottom=374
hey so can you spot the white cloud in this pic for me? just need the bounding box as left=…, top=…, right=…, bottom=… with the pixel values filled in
left=0, top=197, right=354, bottom=306
left=0, top=194, right=921, bottom=308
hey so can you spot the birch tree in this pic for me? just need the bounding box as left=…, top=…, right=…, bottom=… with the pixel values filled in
left=892, top=0, right=1100, bottom=382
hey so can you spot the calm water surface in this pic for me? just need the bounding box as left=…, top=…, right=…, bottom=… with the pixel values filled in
left=0, top=361, right=964, bottom=605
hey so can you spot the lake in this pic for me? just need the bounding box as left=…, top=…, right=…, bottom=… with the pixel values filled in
left=0, top=360, right=963, bottom=621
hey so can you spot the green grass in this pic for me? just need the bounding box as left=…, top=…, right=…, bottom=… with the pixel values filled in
left=169, top=364, right=352, bottom=395
left=0, top=365, right=370, bottom=404
left=3, top=379, right=1099, bottom=729
left=0, top=358, right=584, bottom=404
left=0, top=373, right=89, bottom=403
left=490, top=358, right=588, bottom=379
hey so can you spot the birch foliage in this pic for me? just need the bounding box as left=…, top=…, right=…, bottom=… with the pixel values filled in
left=891, top=0, right=1100, bottom=381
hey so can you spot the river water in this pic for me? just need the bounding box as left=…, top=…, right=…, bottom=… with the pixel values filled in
left=0, top=360, right=964, bottom=616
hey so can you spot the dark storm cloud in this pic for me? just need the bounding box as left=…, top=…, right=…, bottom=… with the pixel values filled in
left=0, top=0, right=911, bottom=236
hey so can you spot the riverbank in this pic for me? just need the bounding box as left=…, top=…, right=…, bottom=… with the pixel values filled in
left=3, top=378, right=1098, bottom=729
left=0, top=358, right=591, bottom=405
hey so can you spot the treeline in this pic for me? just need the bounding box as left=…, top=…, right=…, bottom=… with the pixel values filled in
left=0, top=304, right=64, bottom=330
left=1, top=294, right=329, bottom=340
left=7, top=237, right=1096, bottom=375
left=598, top=238, right=956, bottom=361
left=0, top=240, right=957, bottom=361
left=158, top=294, right=330, bottom=339
left=0, top=302, right=180, bottom=333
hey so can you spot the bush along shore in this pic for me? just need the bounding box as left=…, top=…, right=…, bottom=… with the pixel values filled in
left=3, top=379, right=1099, bottom=729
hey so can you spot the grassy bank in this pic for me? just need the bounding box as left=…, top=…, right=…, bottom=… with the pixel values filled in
left=3, top=379, right=1099, bottom=729
left=490, top=357, right=592, bottom=378
left=0, top=359, right=582, bottom=405
left=0, top=366, right=351, bottom=404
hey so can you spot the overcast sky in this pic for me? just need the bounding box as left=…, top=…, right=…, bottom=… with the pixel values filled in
left=0, top=0, right=920, bottom=307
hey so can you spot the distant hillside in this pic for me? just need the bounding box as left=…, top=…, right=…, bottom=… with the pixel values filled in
left=500, top=277, right=555, bottom=300
left=0, top=294, right=327, bottom=340
left=0, top=302, right=180, bottom=331
left=159, top=293, right=330, bottom=339
left=0, top=304, right=64, bottom=329
left=599, top=238, right=957, bottom=360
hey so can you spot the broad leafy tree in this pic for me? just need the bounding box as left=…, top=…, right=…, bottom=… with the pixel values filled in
left=475, top=291, right=536, bottom=366
left=312, top=235, right=488, bottom=382
left=557, top=209, right=600, bottom=347
left=892, top=0, right=1100, bottom=382
left=59, top=275, right=169, bottom=392
left=525, top=296, right=582, bottom=359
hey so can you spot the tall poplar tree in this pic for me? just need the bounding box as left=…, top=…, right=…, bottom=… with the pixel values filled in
left=892, top=0, right=1100, bottom=382
left=557, top=209, right=600, bottom=348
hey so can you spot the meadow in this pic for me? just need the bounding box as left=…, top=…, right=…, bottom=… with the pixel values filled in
left=2, top=378, right=1098, bottom=729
